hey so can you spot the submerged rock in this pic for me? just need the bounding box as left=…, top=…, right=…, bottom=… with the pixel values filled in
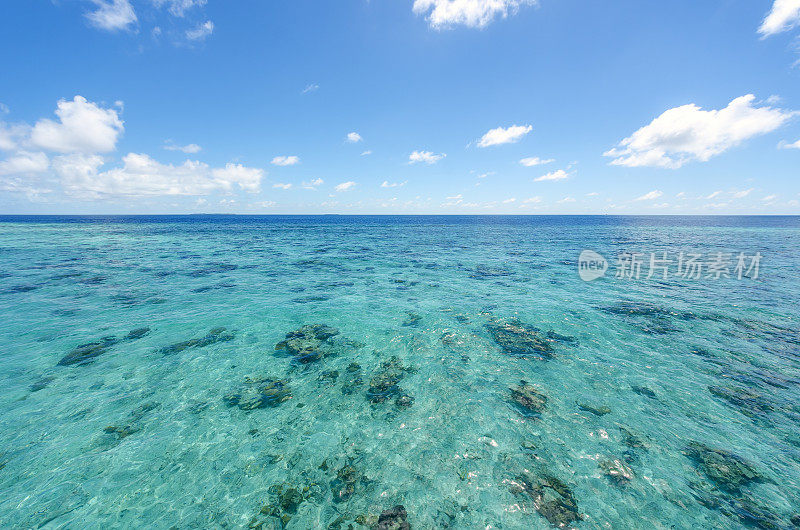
left=372, top=505, right=410, bottom=530
left=510, top=381, right=547, bottom=417
left=599, top=458, right=634, bottom=485
left=486, top=319, right=553, bottom=358
left=30, top=375, right=55, bottom=392
left=511, top=472, right=582, bottom=528
left=161, top=327, right=234, bottom=355
left=58, top=336, right=117, bottom=366
left=330, top=463, right=361, bottom=504
left=709, top=385, right=773, bottom=418
left=275, top=323, right=339, bottom=363
left=402, top=312, right=422, bottom=327
left=578, top=403, right=611, bottom=416
left=619, top=426, right=647, bottom=449
left=367, top=356, right=412, bottom=404
left=631, top=385, right=657, bottom=399
left=341, top=362, right=363, bottom=395
left=683, top=441, right=767, bottom=492
left=224, top=376, right=292, bottom=410
left=545, top=331, right=578, bottom=345
left=125, top=327, right=150, bottom=340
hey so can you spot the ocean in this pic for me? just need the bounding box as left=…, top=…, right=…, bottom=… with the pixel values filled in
left=0, top=215, right=798, bottom=529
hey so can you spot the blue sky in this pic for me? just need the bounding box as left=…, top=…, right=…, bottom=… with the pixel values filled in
left=1, top=0, right=799, bottom=214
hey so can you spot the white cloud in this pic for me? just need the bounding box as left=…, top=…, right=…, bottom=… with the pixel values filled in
left=759, top=0, right=800, bottom=37
left=557, top=196, right=576, bottom=203
left=534, top=169, right=569, bottom=182
left=409, top=150, right=445, bottom=164
left=502, top=197, right=516, bottom=203
left=346, top=132, right=363, bottom=143
left=86, top=0, right=137, bottom=32
left=523, top=196, right=541, bottom=204
left=381, top=180, right=407, bottom=188
left=54, top=153, right=263, bottom=198
left=706, top=190, right=722, bottom=199
left=186, top=20, right=214, bottom=41
left=255, top=200, right=276, bottom=208
left=0, top=151, right=49, bottom=175
left=335, top=181, right=356, bottom=192
left=30, top=96, right=123, bottom=154
left=779, top=139, right=800, bottom=149
left=0, top=103, right=9, bottom=115
left=477, top=124, right=532, bottom=147
left=302, top=84, right=319, bottom=94
left=154, top=0, right=207, bottom=17
left=732, top=188, right=754, bottom=198
left=762, top=194, right=779, bottom=202
left=302, top=178, right=324, bottom=190
left=271, top=155, right=300, bottom=166
left=361, top=150, right=372, bottom=156
left=605, top=95, right=797, bottom=168
left=0, top=123, right=31, bottom=152
left=412, top=0, right=536, bottom=29
left=273, top=183, right=292, bottom=190
left=634, top=190, right=663, bottom=201
left=519, top=156, right=553, bottom=166
left=164, top=142, right=201, bottom=154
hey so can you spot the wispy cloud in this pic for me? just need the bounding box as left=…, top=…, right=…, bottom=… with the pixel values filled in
left=301, top=84, right=319, bottom=94
left=302, top=178, right=324, bottom=190
left=381, top=180, right=407, bottom=188
left=409, top=150, right=445, bottom=164
left=164, top=141, right=201, bottom=154
left=273, top=183, right=292, bottom=190
left=335, top=181, right=356, bottom=192
left=86, top=0, right=137, bottom=32
left=534, top=169, right=569, bottom=182
left=271, top=155, right=300, bottom=166
left=634, top=190, right=663, bottom=201
left=477, top=124, right=532, bottom=147
left=186, top=20, right=214, bottom=41
left=360, top=150, right=372, bottom=156
left=519, top=156, right=553, bottom=166
left=779, top=138, right=800, bottom=149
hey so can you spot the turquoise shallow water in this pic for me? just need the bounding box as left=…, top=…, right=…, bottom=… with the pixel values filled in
left=1, top=215, right=799, bottom=529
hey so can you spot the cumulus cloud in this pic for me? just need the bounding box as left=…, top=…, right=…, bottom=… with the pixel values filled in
left=779, top=139, right=800, bottom=149
left=86, top=0, right=137, bottom=31
left=534, top=169, right=569, bottom=182
left=186, top=20, right=214, bottom=41
left=164, top=142, right=201, bottom=154
left=54, top=153, right=263, bottom=198
left=0, top=123, right=31, bottom=152
left=519, top=156, right=553, bottom=166
left=409, top=150, right=445, bottom=164
left=273, top=183, right=292, bottom=190
left=335, top=181, right=356, bottom=192
left=413, top=0, right=536, bottom=29
left=477, top=124, right=532, bottom=147
left=634, top=190, right=663, bottom=201
left=346, top=132, right=363, bottom=143
left=605, top=95, right=797, bottom=169
left=271, top=155, right=300, bottom=166
left=0, top=151, right=49, bottom=175
left=759, top=0, right=800, bottom=37
left=29, top=96, right=124, bottom=154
